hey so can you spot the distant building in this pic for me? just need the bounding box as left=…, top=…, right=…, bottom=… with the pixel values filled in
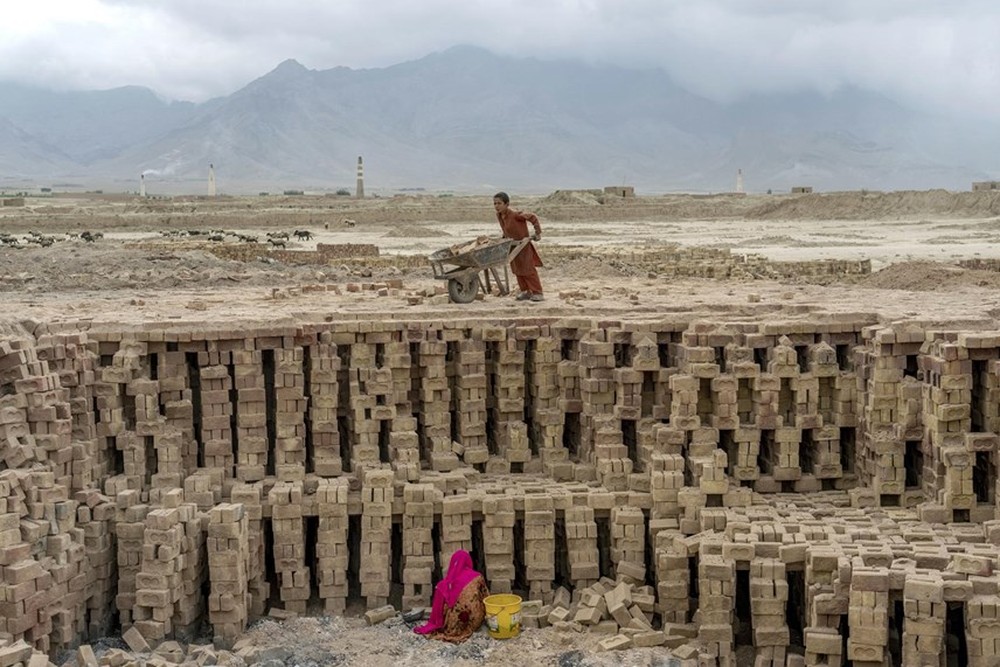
left=791, top=186, right=814, bottom=194
left=604, top=186, right=635, bottom=198
left=972, top=181, right=1000, bottom=191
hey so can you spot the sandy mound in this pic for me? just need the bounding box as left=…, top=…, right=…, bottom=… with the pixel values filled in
left=747, top=189, right=1000, bottom=221
left=859, top=260, right=1000, bottom=291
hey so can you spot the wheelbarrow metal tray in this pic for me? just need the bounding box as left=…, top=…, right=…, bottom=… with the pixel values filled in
left=428, top=238, right=513, bottom=269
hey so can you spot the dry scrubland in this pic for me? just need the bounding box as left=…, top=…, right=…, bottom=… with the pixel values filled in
left=3, top=189, right=1000, bottom=667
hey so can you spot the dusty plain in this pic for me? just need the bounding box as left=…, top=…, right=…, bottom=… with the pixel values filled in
left=4, top=187, right=1000, bottom=667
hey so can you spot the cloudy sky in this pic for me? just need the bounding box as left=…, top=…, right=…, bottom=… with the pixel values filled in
left=5, top=0, right=999, bottom=119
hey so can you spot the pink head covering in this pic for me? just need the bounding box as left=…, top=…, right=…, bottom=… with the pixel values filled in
left=414, top=549, right=481, bottom=635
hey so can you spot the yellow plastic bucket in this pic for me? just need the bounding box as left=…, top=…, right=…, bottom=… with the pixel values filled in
left=483, top=594, right=522, bottom=639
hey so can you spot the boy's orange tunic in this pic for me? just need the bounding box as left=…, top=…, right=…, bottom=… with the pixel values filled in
left=496, top=208, right=543, bottom=293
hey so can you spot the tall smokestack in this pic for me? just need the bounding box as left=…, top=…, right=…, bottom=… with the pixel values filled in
left=208, top=164, right=217, bottom=197
left=356, top=156, right=364, bottom=199
left=735, top=169, right=745, bottom=194
left=140, top=174, right=146, bottom=198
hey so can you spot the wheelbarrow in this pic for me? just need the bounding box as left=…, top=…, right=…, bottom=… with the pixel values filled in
left=428, top=237, right=531, bottom=304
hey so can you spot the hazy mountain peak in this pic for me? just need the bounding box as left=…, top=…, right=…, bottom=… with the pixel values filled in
left=1, top=47, right=998, bottom=192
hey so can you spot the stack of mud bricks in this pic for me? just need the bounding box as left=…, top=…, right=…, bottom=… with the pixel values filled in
left=361, top=469, right=393, bottom=609
left=173, top=496, right=206, bottom=641
left=417, top=340, right=458, bottom=471
left=484, top=328, right=527, bottom=472
left=35, top=333, right=99, bottom=491
left=564, top=506, right=599, bottom=588
left=0, top=472, right=82, bottom=655
left=449, top=339, right=488, bottom=467
left=579, top=338, right=615, bottom=465
left=523, top=494, right=555, bottom=602
left=196, top=359, right=234, bottom=477
left=77, top=491, right=117, bottom=638
left=268, top=481, right=310, bottom=613
left=439, top=494, right=472, bottom=573
left=750, top=557, right=789, bottom=667
left=610, top=506, right=645, bottom=584
left=100, top=343, right=148, bottom=492
left=528, top=332, right=570, bottom=479
left=308, top=334, right=342, bottom=477
left=654, top=533, right=690, bottom=625
left=206, top=502, right=249, bottom=648
left=156, top=350, right=197, bottom=475
left=847, top=565, right=890, bottom=665
left=803, top=548, right=843, bottom=666
left=402, top=483, right=439, bottom=609
left=481, top=495, right=515, bottom=594
left=386, top=341, right=420, bottom=480
left=315, top=478, right=349, bottom=613
left=900, top=572, right=947, bottom=666
left=272, top=347, right=306, bottom=480
left=698, top=551, right=736, bottom=666
left=114, top=491, right=146, bottom=630
left=345, top=342, right=388, bottom=469
left=592, top=417, right=630, bottom=491
left=556, top=329, right=583, bottom=443
left=230, top=482, right=268, bottom=617
left=232, top=349, right=268, bottom=481
left=132, top=504, right=186, bottom=642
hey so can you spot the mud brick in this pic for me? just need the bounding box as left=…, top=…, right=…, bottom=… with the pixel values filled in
left=597, top=634, right=633, bottom=651
left=364, top=605, right=397, bottom=625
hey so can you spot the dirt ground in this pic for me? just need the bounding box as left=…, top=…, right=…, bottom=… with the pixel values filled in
left=5, top=189, right=1000, bottom=666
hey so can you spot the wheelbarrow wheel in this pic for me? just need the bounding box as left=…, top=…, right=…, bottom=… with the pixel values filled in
left=447, top=275, right=479, bottom=304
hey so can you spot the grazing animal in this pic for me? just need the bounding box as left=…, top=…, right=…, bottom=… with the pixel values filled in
left=267, top=238, right=286, bottom=248
left=293, top=229, right=313, bottom=240
left=342, top=218, right=356, bottom=227
left=208, top=234, right=225, bottom=242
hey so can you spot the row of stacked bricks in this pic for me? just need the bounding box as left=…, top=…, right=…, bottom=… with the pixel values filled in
left=440, top=494, right=472, bottom=580
left=156, top=349, right=197, bottom=484
left=919, top=333, right=999, bottom=523
left=564, top=506, right=600, bottom=589
left=37, top=331, right=123, bottom=645
left=315, top=478, right=349, bottom=614
left=206, top=502, right=249, bottom=648
left=273, top=347, right=307, bottom=481
left=698, top=546, right=737, bottom=667
left=132, top=486, right=205, bottom=643
left=361, top=468, right=393, bottom=609
left=450, top=339, right=489, bottom=467
left=0, top=469, right=87, bottom=656
left=402, top=483, right=440, bottom=608
left=230, top=483, right=268, bottom=617
left=308, top=335, right=342, bottom=477
left=610, top=506, right=646, bottom=585
left=481, top=494, right=515, bottom=594
left=268, top=481, right=309, bottom=613
left=233, top=349, right=269, bottom=482
left=198, top=359, right=235, bottom=478
left=416, top=340, right=456, bottom=471
left=524, top=494, right=555, bottom=602
left=487, top=330, right=529, bottom=471
left=856, top=325, right=924, bottom=508
left=666, top=326, right=858, bottom=495
left=526, top=330, right=570, bottom=479
left=346, top=342, right=393, bottom=471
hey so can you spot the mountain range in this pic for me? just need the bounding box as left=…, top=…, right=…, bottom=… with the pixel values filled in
left=0, top=45, right=997, bottom=195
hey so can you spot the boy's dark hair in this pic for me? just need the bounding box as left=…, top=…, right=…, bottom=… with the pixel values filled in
left=493, top=192, right=510, bottom=204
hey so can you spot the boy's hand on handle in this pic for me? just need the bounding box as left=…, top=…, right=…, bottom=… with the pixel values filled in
left=531, top=233, right=541, bottom=241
